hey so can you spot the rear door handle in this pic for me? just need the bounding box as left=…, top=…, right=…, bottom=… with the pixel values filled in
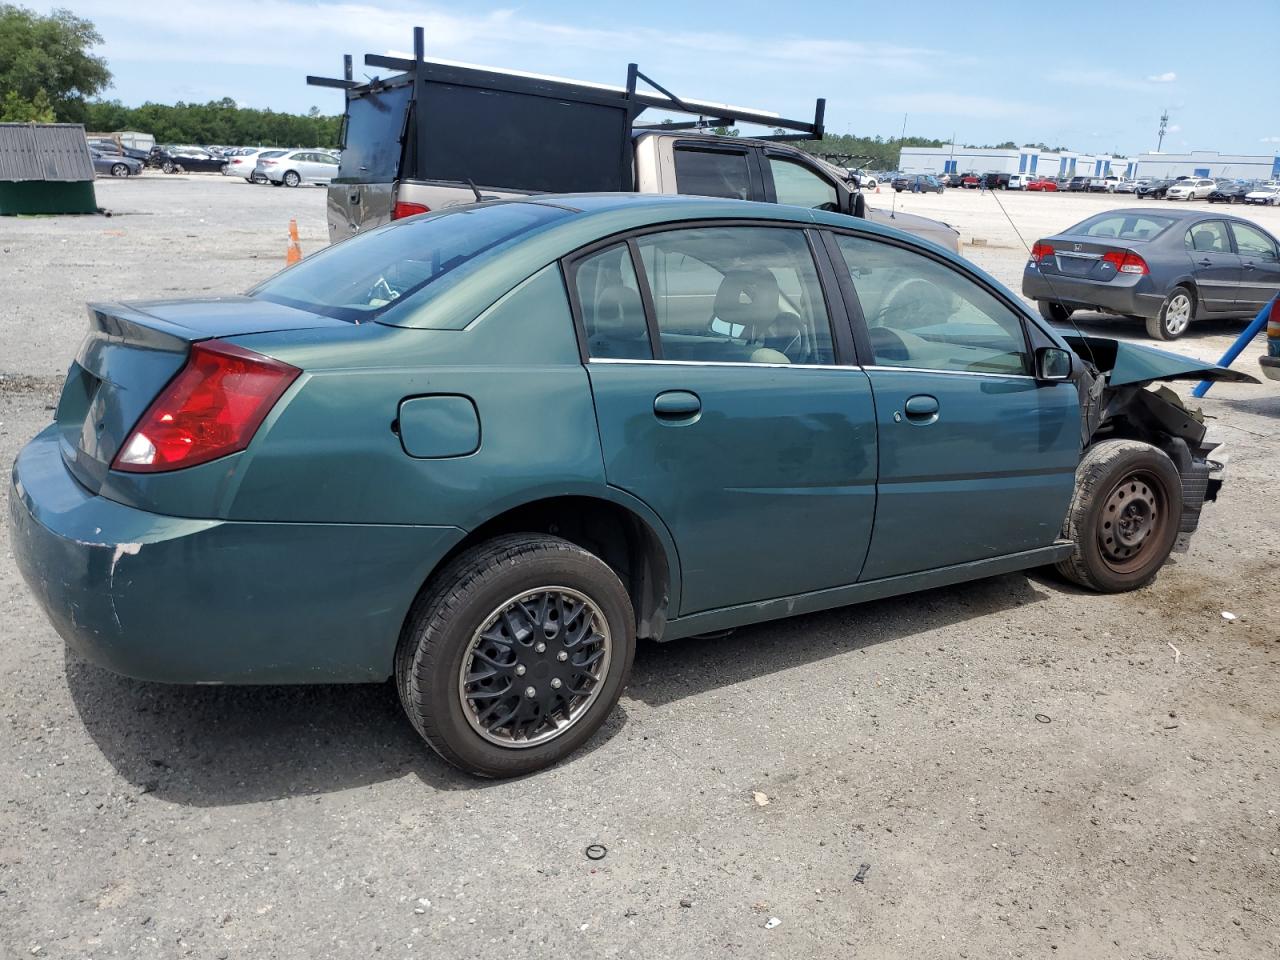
left=653, top=390, right=701, bottom=420
left=903, top=394, right=940, bottom=423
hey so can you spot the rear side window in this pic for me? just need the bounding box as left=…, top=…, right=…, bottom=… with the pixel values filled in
left=635, top=226, right=835, bottom=365
left=251, top=202, right=568, bottom=322
left=1184, top=221, right=1230, bottom=253
left=673, top=148, right=752, bottom=200
left=573, top=244, right=653, bottom=360
left=834, top=234, right=1029, bottom=375
left=1071, top=213, right=1174, bottom=241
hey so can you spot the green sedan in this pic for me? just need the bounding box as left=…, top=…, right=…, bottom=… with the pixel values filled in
left=9, top=194, right=1255, bottom=777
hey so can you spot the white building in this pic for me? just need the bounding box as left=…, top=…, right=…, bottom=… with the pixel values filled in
left=1131, top=150, right=1280, bottom=181
left=899, top=146, right=1138, bottom=180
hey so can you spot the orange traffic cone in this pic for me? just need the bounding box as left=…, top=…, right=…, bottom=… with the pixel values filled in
left=285, top=218, right=302, bottom=265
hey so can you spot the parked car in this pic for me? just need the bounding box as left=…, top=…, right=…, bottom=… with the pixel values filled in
left=89, top=150, right=142, bottom=178
left=1207, top=182, right=1255, bottom=204
left=1137, top=179, right=1173, bottom=199
left=1113, top=179, right=1139, bottom=194
left=222, top=148, right=274, bottom=182
left=88, top=137, right=151, bottom=165
left=9, top=194, right=1253, bottom=778
left=250, top=149, right=288, bottom=182
left=849, top=170, right=878, bottom=190
left=1027, top=177, right=1059, bottom=192
left=259, top=149, right=341, bottom=187
left=1023, top=208, right=1280, bottom=340
left=159, top=146, right=226, bottom=174
left=1007, top=175, right=1030, bottom=190
left=961, top=174, right=981, bottom=188
left=1165, top=178, right=1216, bottom=201
left=1088, top=176, right=1121, bottom=193
left=1066, top=176, right=1090, bottom=192
left=1263, top=299, right=1279, bottom=381
left=1244, top=185, right=1280, bottom=206
left=891, top=174, right=945, bottom=194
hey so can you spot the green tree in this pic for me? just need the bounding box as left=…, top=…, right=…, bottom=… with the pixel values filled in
left=0, top=5, right=111, bottom=122
left=0, top=86, right=54, bottom=121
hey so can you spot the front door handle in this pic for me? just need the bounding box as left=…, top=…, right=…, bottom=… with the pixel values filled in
left=1197, top=258, right=1213, bottom=267
left=1243, top=262, right=1255, bottom=270
left=903, top=394, right=940, bottom=423
left=653, top=390, right=701, bottom=420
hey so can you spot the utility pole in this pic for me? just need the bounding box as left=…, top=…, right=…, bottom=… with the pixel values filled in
left=1156, top=110, right=1169, bottom=152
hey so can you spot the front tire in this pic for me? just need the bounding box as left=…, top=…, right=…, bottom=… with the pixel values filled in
left=1146, top=287, right=1194, bottom=340
left=1055, top=440, right=1182, bottom=593
left=396, top=534, right=635, bottom=778
left=1038, top=300, right=1074, bottom=324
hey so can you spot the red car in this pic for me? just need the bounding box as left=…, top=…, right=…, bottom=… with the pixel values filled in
left=1027, top=177, right=1059, bottom=192
left=961, top=174, right=981, bottom=188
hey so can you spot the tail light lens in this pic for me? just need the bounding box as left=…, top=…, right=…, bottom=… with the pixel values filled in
left=113, top=341, right=300, bottom=473
left=1030, top=242, right=1055, bottom=263
left=1102, top=250, right=1150, bottom=275
left=393, top=200, right=430, bottom=220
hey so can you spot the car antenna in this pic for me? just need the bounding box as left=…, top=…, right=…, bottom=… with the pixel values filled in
left=890, top=113, right=907, bottom=220
left=986, top=187, right=1098, bottom=370
left=466, top=178, right=484, bottom=204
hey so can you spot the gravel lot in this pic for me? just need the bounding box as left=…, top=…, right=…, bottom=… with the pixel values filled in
left=2, top=175, right=1277, bottom=959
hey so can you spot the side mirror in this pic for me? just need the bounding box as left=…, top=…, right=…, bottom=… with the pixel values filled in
left=1036, top=346, right=1073, bottom=381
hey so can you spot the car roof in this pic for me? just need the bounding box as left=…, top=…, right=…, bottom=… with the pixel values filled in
left=390, top=193, right=980, bottom=332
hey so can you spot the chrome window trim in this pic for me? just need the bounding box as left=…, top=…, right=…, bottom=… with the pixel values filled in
left=587, top=358, right=1039, bottom=379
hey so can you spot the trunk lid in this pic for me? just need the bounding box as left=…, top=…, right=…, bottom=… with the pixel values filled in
left=1038, top=236, right=1134, bottom=282
left=56, top=298, right=346, bottom=493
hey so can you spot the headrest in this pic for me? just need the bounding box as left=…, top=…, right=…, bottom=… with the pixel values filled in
left=1191, top=230, right=1215, bottom=251
left=713, top=269, right=779, bottom=330
left=589, top=285, right=645, bottom=335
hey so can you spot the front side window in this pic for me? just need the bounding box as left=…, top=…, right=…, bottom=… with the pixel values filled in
left=1185, top=221, right=1230, bottom=253
left=673, top=148, right=752, bottom=200
left=768, top=157, right=839, bottom=210
left=1229, top=221, right=1279, bottom=260
left=634, top=226, right=835, bottom=365
left=574, top=244, right=652, bottom=360
left=834, top=234, right=1029, bottom=375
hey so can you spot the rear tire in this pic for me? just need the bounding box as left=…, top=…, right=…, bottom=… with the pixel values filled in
left=1055, top=440, right=1182, bottom=593
left=283, top=171, right=301, bottom=187
left=1146, top=287, right=1194, bottom=340
left=395, top=534, right=635, bottom=778
left=1038, top=300, right=1074, bottom=324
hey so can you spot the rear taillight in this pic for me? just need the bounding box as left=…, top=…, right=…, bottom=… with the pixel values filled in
left=393, top=200, right=430, bottom=220
left=113, top=341, right=300, bottom=473
left=1030, top=241, right=1055, bottom=263
left=1102, top=250, right=1150, bottom=275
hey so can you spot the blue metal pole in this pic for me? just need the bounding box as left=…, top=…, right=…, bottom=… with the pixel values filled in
left=1192, top=295, right=1275, bottom=398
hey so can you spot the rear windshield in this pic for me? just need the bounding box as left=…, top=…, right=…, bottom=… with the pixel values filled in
left=1066, top=212, right=1175, bottom=242
left=338, top=82, right=413, bottom=183
left=250, top=202, right=569, bottom=323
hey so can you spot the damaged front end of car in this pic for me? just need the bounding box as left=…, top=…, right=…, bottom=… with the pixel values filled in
left=1064, top=336, right=1259, bottom=551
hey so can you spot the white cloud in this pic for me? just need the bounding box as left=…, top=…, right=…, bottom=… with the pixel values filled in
left=872, top=92, right=1036, bottom=120
left=1260, top=136, right=1280, bottom=144
left=1146, top=71, right=1177, bottom=83
left=1167, top=124, right=1182, bottom=134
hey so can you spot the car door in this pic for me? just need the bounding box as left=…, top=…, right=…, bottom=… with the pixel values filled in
left=1184, top=220, right=1243, bottom=312
left=826, top=231, right=1080, bottom=581
left=761, top=152, right=843, bottom=212
left=312, top=153, right=339, bottom=184
left=1228, top=220, right=1280, bottom=312
left=571, top=223, right=877, bottom=615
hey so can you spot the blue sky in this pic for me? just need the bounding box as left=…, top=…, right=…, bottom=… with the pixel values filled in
left=65, top=0, right=1280, bottom=156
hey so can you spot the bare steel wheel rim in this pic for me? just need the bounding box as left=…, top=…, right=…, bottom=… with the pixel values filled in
left=1098, top=471, right=1169, bottom=574
left=458, top=586, right=612, bottom=748
left=1164, top=293, right=1192, bottom=335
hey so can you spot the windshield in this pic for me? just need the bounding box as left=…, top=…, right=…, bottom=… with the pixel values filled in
left=251, top=202, right=569, bottom=323
left=1067, top=212, right=1176, bottom=241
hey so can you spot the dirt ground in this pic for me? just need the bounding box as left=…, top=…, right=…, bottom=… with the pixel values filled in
left=1, top=174, right=1277, bottom=959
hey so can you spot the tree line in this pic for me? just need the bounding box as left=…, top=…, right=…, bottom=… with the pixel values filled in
left=82, top=99, right=340, bottom=148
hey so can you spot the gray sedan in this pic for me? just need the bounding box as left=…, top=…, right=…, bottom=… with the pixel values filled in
left=1022, top=208, right=1280, bottom=340
left=89, top=150, right=142, bottom=178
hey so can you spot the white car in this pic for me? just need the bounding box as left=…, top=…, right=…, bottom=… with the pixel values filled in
left=259, top=149, right=341, bottom=187
left=1113, top=179, right=1138, bottom=193
left=1244, top=185, right=1280, bottom=206
left=1165, top=177, right=1216, bottom=201
left=848, top=169, right=878, bottom=190
left=221, top=148, right=273, bottom=182
left=1007, top=174, right=1030, bottom=190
